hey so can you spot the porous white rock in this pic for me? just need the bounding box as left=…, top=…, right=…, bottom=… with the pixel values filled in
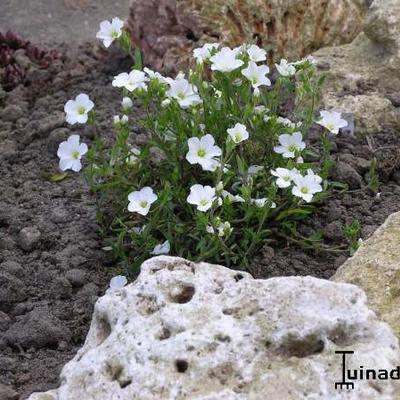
left=29, top=256, right=400, bottom=400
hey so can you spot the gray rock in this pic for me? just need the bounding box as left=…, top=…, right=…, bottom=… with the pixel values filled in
left=0, top=104, right=24, bottom=123
left=0, top=261, right=24, bottom=278
left=332, top=161, right=364, bottom=189
left=4, top=308, right=70, bottom=350
left=18, top=227, right=41, bottom=251
left=0, top=273, right=27, bottom=311
left=28, top=256, right=400, bottom=400
left=313, top=0, right=400, bottom=135
left=65, top=269, right=86, bottom=288
left=324, top=221, right=345, bottom=242
left=0, top=311, right=11, bottom=331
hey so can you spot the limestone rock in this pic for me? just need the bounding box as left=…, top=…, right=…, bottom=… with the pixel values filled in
left=333, top=211, right=400, bottom=338
left=29, top=256, right=399, bottom=400
left=127, top=0, right=367, bottom=73
left=312, top=0, right=400, bottom=134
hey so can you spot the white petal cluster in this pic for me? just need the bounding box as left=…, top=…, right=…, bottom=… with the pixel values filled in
left=291, top=170, right=323, bottom=202
left=166, top=78, right=201, bottom=108
left=186, top=134, right=222, bottom=171
left=241, top=62, right=271, bottom=89
left=316, top=110, right=348, bottom=134
left=274, top=132, right=306, bottom=158
left=227, top=123, right=249, bottom=144
left=193, top=43, right=220, bottom=64
left=112, top=70, right=149, bottom=92
left=96, top=17, right=124, bottom=48
left=57, top=135, right=88, bottom=172
left=150, top=240, right=170, bottom=255
left=143, top=67, right=168, bottom=84
left=275, top=59, right=296, bottom=77
left=271, top=167, right=299, bottom=188
left=246, top=44, right=267, bottom=62
left=187, top=184, right=216, bottom=212
left=121, top=96, right=133, bottom=110
left=127, top=187, right=157, bottom=216
left=64, top=93, right=94, bottom=125
left=109, top=275, right=127, bottom=289
left=210, top=47, right=244, bottom=73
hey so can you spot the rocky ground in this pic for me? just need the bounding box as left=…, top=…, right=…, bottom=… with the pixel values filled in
left=0, top=43, right=132, bottom=400
left=0, top=0, right=130, bottom=45
left=1, top=38, right=400, bottom=400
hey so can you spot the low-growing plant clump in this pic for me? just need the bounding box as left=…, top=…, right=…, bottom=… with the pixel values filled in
left=0, top=30, right=60, bottom=91
left=57, top=17, right=349, bottom=273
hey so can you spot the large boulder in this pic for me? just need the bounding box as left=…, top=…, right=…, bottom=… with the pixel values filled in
left=29, top=256, right=399, bottom=400
left=127, top=0, right=367, bottom=73
left=333, top=211, right=400, bottom=338
left=313, top=0, right=400, bottom=134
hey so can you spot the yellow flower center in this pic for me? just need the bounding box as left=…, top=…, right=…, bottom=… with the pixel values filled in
left=139, top=201, right=148, bottom=208
left=197, top=148, right=206, bottom=158
left=200, top=199, right=209, bottom=207
left=78, top=106, right=86, bottom=115
left=72, top=150, right=80, bottom=160
left=288, top=144, right=297, bottom=152
left=300, top=187, right=309, bottom=194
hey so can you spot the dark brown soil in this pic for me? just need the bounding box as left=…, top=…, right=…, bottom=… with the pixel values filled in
left=251, top=129, right=400, bottom=279
left=1, top=42, right=400, bottom=399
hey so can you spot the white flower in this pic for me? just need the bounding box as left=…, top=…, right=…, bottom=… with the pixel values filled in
left=112, top=70, right=149, bottom=92
left=109, top=275, right=127, bottom=289
left=206, top=225, right=215, bottom=234
left=217, top=221, right=232, bottom=237
left=127, top=187, right=157, bottom=216
left=227, top=123, right=249, bottom=144
left=271, top=167, right=298, bottom=188
left=254, top=105, right=267, bottom=114
left=232, top=45, right=246, bottom=57
left=306, top=168, right=323, bottom=184
left=96, top=17, right=124, bottom=48
left=275, top=59, right=296, bottom=77
left=251, top=198, right=277, bottom=208
left=296, top=156, right=304, bottom=164
left=166, top=78, right=201, bottom=108
left=277, top=116, right=301, bottom=129
left=274, top=132, right=306, bottom=158
left=263, top=115, right=272, bottom=123
left=193, top=43, right=220, bottom=64
left=316, top=110, right=348, bottom=134
left=161, top=99, right=171, bottom=107
left=222, top=190, right=245, bottom=203
left=241, top=61, right=271, bottom=88
left=57, top=135, right=88, bottom=172
left=292, top=173, right=323, bottom=203
left=64, top=93, right=94, bottom=125
left=143, top=67, right=167, bottom=83
left=251, top=198, right=266, bottom=208
left=210, top=47, right=244, bottom=73
left=246, top=44, right=266, bottom=62
left=186, top=134, right=222, bottom=171
left=150, top=240, right=170, bottom=255
left=248, top=165, right=264, bottom=176
left=113, top=115, right=129, bottom=125
left=122, top=97, right=133, bottom=110
left=126, top=147, right=140, bottom=165
left=187, top=184, right=216, bottom=212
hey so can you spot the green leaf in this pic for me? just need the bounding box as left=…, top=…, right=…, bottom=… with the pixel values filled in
left=47, top=172, right=68, bottom=182
left=277, top=208, right=313, bottom=221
